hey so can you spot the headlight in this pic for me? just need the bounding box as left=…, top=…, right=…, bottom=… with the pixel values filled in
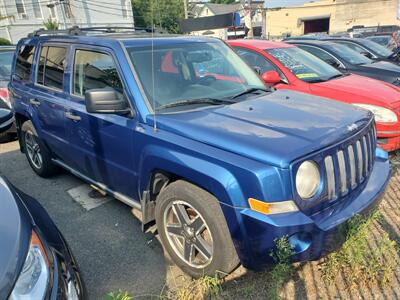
left=296, top=160, right=321, bottom=199
left=353, top=104, right=398, bottom=123
left=9, top=230, right=49, bottom=300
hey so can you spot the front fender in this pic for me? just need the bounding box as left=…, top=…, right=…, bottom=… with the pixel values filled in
left=138, top=144, right=246, bottom=207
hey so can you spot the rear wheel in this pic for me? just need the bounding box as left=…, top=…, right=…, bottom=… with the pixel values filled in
left=21, top=120, right=59, bottom=177
left=155, top=180, right=239, bottom=278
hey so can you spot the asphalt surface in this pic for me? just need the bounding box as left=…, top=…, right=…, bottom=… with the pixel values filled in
left=0, top=140, right=174, bottom=299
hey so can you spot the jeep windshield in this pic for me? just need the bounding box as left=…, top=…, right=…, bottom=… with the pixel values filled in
left=266, top=47, right=343, bottom=83
left=126, top=40, right=267, bottom=111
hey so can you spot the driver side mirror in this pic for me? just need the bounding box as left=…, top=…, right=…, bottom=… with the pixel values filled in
left=85, top=89, right=131, bottom=115
left=261, top=70, right=282, bottom=85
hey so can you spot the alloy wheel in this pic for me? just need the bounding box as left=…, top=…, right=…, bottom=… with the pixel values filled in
left=25, top=130, right=43, bottom=169
left=163, top=200, right=213, bottom=268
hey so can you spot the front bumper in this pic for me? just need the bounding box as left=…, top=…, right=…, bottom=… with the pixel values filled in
left=226, top=153, right=390, bottom=270
left=16, top=190, right=86, bottom=300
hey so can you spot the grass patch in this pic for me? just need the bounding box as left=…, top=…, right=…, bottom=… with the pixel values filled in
left=268, top=236, right=294, bottom=300
left=321, top=210, right=399, bottom=288
left=165, top=274, right=222, bottom=299
left=106, top=290, right=132, bottom=300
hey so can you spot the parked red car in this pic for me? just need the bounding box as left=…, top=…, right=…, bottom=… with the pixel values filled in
left=228, top=39, right=400, bottom=152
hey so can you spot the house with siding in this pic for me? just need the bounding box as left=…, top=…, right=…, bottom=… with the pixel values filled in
left=0, top=0, right=134, bottom=44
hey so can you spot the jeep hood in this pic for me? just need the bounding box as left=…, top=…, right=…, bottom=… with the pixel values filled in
left=152, top=90, right=372, bottom=168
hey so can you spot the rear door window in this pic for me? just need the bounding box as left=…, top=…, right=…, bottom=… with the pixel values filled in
left=72, top=49, right=124, bottom=97
left=15, top=45, right=35, bottom=81
left=37, top=46, right=67, bottom=90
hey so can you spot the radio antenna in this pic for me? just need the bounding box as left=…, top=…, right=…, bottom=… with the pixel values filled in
left=151, top=0, right=157, bottom=131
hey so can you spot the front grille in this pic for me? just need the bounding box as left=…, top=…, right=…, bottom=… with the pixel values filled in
left=323, top=125, right=376, bottom=201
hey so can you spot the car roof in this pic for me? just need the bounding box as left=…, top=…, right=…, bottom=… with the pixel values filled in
left=228, top=39, right=294, bottom=49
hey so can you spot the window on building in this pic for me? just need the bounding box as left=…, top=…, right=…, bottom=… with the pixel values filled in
left=15, top=45, right=35, bottom=81
left=15, top=0, right=27, bottom=18
left=37, top=46, right=67, bottom=90
left=121, top=0, right=128, bottom=19
left=32, top=0, right=42, bottom=18
left=48, top=3, right=57, bottom=18
left=73, top=50, right=124, bottom=97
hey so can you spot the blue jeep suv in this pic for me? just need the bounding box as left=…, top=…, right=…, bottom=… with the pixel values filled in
left=10, top=27, right=390, bottom=278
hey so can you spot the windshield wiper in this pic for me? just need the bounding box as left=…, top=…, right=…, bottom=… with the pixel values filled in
left=230, top=87, right=269, bottom=99
left=156, top=98, right=238, bottom=110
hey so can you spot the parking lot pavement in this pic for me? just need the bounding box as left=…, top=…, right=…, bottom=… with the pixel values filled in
left=3, top=139, right=400, bottom=299
left=0, top=141, right=181, bottom=299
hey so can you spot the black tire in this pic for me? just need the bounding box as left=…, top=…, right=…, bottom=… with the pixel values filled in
left=21, top=120, right=59, bottom=177
left=155, top=180, right=239, bottom=278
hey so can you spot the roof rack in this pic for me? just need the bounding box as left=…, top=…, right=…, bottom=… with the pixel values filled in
left=28, top=26, right=166, bottom=37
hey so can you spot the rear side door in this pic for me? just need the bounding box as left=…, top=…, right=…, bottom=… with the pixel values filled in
left=64, top=46, right=138, bottom=198
left=32, top=44, right=70, bottom=159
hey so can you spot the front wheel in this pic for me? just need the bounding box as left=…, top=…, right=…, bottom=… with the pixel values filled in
left=155, top=180, right=239, bottom=278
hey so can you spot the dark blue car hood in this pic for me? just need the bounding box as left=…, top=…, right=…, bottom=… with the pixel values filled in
left=0, top=178, right=31, bottom=299
left=361, top=60, right=400, bottom=74
left=153, top=90, right=372, bottom=168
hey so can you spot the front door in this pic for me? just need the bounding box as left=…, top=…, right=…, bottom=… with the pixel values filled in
left=65, top=46, right=138, bottom=198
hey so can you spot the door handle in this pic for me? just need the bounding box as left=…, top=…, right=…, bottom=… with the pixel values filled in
left=29, top=98, right=41, bottom=106
left=65, top=111, right=81, bottom=122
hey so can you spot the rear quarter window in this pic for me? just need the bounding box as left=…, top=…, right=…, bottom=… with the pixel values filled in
left=15, top=45, right=35, bottom=81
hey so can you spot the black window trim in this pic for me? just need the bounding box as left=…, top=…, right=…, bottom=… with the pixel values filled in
left=34, top=42, right=68, bottom=93
left=70, top=45, right=135, bottom=117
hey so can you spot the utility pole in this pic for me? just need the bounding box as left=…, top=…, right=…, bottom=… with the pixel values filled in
left=183, top=0, right=188, bottom=19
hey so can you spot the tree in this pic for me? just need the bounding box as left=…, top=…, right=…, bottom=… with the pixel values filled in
left=131, top=0, right=184, bottom=33
left=210, top=0, right=236, bottom=4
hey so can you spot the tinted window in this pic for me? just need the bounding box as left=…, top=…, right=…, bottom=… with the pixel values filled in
left=297, top=45, right=341, bottom=65
left=361, top=39, right=393, bottom=57
left=15, top=45, right=35, bottom=81
left=234, top=47, right=277, bottom=74
left=73, top=50, right=123, bottom=97
left=334, top=41, right=368, bottom=55
left=324, top=43, right=372, bottom=65
left=43, top=47, right=66, bottom=90
left=0, top=51, right=14, bottom=80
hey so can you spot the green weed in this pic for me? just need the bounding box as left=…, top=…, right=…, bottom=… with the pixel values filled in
left=269, top=235, right=294, bottom=300
left=106, top=290, right=132, bottom=300
left=321, top=210, right=398, bottom=288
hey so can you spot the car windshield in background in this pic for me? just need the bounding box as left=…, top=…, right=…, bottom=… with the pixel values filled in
left=127, top=40, right=266, bottom=111
left=325, top=43, right=373, bottom=65
left=366, top=36, right=391, bottom=46
left=0, top=51, right=13, bottom=80
left=361, top=39, right=393, bottom=57
left=266, top=47, right=342, bottom=83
